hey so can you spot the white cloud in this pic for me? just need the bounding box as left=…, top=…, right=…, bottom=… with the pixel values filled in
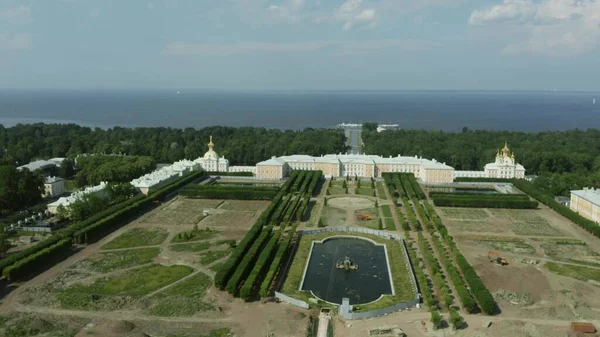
left=0, top=6, right=32, bottom=24
left=161, top=39, right=437, bottom=56
left=469, top=0, right=600, bottom=56
left=468, top=0, right=536, bottom=25
left=268, top=0, right=306, bottom=23
left=0, top=32, right=31, bottom=51
left=334, top=0, right=379, bottom=30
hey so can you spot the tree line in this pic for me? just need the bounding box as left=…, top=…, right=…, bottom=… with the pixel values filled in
left=0, top=164, right=44, bottom=215
left=0, top=124, right=348, bottom=166
left=363, top=126, right=600, bottom=196
left=74, top=155, right=156, bottom=187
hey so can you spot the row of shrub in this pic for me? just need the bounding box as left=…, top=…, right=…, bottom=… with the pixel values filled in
left=390, top=174, right=406, bottom=199
left=429, top=192, right=530, bottom=200
left=420, top=187, right=497, bottom=315
left=214, top=172, right=300, bottom=289
left=180, top=185, right=278, bottom=200
left=404, top=173, right=426, bottom=200
left=430, top=235, right=476, bottom=313
left=402, top=197, right=420, bottom=231
left=455, top=177, right=511, bottom=183
left=1, top=171, right=206, bottom=279
left=454, top=251, right=496, bottom=314
left=408, top=241, right=436, bottom=309
left=240, top=230, right=282, bottom=301
left=226, top=227, right=273, bottom=294
left=512, top=179, right=600, bottom=239
left=412, top=198, right=434, bottom=231
left=417, top=233, right=451, bottom=309
left=2, top=238, right=72, bottom=280
left=382, top=173, right=397, bottom=199
left=432, top=196, right=538, bottom=209
left=259, top=223, right=299, bottom=297
left=205, top=171, right=254, bottom=177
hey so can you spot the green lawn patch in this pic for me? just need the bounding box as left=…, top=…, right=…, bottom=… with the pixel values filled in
left=147, top=272, right=214, bottom=316
left=384, top=217, right=396, bottom=231
left=511, top=221, right=562, bottom=236
left=327, top=187, right=346, bottom=195
left=281, top=232, right=416, bottom=309
left=172, top=228, right=219, bottom=243
left=199, top=250, right=231, bottom=265
left=356, top=188, right=375, bottom=197
left=102, top=228, right=168, bottom=249
left=170, top=241, right=212, bottom=252
left=71, top=248, right=160, bottom=273
left=376, top=183, right=388, bottom=200
left=320, top=206, right=347, bottom=227
left=168, top=328, right=232, bottom=337
left=209, top=262, right=224, bottom=273
left=0, top=314, right=79, bottom=337
left=381, top=205, right=393, bottom=217
left=57, top=264, right=193, bottom=310
left=545, top=262, right=600, bottom=283
left=355, top=208, right=380, bottom=229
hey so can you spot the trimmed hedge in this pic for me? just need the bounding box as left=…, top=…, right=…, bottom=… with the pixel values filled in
left=455, top=251, right=496, bottom=314
left=259, top=223, right=298, bottom=297
left=408, top=242, right=436, bottom=309
left=432, top=196, right=538, bottom=209
left=455, top=177, right=511, bottom=183
left=225, top=226, right=272, bottom=295
left=240, top=230, right=282, bottom=301
left=2, top=238, right=72, bottom=280
left=429, top=192, right=530, bottom=200
left=403, top=197, right=420, bottom=231
left=402, top=173, right=425, bottom=200
left=512, top=179, right=600, bottom=239
left=205, top=171, right=254, bottom=176
left=180, top=185, right=277, bottom=200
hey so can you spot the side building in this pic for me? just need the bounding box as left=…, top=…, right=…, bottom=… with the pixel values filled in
left=570, top=188, right=600, bottom=224
left=454, top=143, right=526, bottom=180
left=255, top=154, right=454, bottom=183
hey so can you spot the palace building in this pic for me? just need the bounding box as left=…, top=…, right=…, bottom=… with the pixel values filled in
left=454, top=143, right=526, bottom=180
left=194, top=136, right=230, bottom=172
left=255, top=154, right=454, bottom=183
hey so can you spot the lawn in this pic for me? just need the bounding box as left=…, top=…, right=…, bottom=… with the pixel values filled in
left=354, top=208, right=380, bottom=229
left=171, top=228, right=219, bottom=243
left=199, top=249, right=231, bottom=265
left=356, top=188, right=376, bottom=197
left=320, top=206, right=347, bottom=227
left=71, top=248, right=160, bottom=273
left=510, top=221, right=563, bottom=236
left=170, top=241, right=212, bottom=252
left=440, top=208, right=489, bottom=220
left=327, top=187, right=347, bottom=195
left=57, top=264, right=193, bottom=310
left=384, top=217, right=396, bottom=231
left=376, top=183, right=388, bottom=200
left=545, top=262, right=600, bottom=283
left=281, top=232, right=416, bottom=309
left=147, top=272, right=214, bottom=316
left=209, top=262, right=224, bottom=272
left=380, top=205, right=393, bottom=218
left=102, top=228, right=168, bottom=249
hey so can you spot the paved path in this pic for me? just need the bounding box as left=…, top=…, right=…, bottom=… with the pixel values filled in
left=317, top=311, right=331, bottom=337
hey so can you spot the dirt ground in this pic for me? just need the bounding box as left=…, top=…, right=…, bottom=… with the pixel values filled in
left=0, top=196, right=311, bottom=337
left=438, top=204, right=600, bottom=322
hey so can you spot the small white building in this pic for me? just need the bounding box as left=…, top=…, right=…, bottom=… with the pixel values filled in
left=454, top=143, right=526, bottom=180
left=47, top=182, right=108, bottom=214
left=194, top=136, right=229, bottom=172
left=17, top=160, right=57, bottom=172
left=44, top=176, right=65, bottom=198
left=570, top=188, right=600, bottom=224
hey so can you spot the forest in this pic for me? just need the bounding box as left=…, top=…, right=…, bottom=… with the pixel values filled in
left=0, top=165, right=44, bottom=214
left=362, top=127, right=600, bottom=196
left=0, top=124, right=348, bottom=166
left=74, top=155, right=156, bottom=187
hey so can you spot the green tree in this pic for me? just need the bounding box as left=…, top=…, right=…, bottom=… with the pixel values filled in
left=431, top=311, right=442, bottom=330
left=362, top=123, right=378, bottom=132
left=449, top=308, right=464, bottom=330
left=378, top=218, right=383, bottom=230
left=59, top=158, right=76, bottom=179
left=318, top=218, right=325, bottom=228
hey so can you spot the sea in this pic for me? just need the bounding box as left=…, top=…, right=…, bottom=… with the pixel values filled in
left=0, top=90, right=599, bottom=131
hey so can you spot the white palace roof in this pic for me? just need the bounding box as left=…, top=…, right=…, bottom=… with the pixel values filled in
left=571, top=188, right=600, bottom=206
left=48, top=182, right=108, bottom=208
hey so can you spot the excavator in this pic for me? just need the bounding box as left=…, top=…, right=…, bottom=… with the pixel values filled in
left=488, top=250, right=508, bottom=266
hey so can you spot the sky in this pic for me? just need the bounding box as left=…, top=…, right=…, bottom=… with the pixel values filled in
left=1, top=0, right=600, bottom=91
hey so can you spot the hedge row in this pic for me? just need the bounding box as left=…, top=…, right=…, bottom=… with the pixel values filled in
left=403, top=173, right=426, bottom=200
left=307, top=171, right=322, bottom=196
left=240, top=230, right=282, bottom=301
left=432, top=196, right=538, bottom=209
left=391, top=174, right=407, bottom=199
left=225, top=226, right=273, bottom=295
left=259, top=223, right=299, bottom=297
left=408, top=241, right=436, bottom=309
left=382, top=173, right=397, bottom=199
left=397, top=209, right=409, bottom=231
left=180, top=186, right=277, bottom=200
left=512, top=179, right=600, bottom=239
left=282, top=195, right=303, bottom=223
left=205, top=171, right=254, bottom=176
left=412, top=198, right=433, bottom=231
left=430, top=235, right=476, bottom=313
left=214, top=172, right=299, bottom=289
left=402, top=197, right=420, bottom=231
left=454, top=252, right=496, bottom=314
left=455, top=177, right=512, bottom=183
left=2, top=238, right=72, bottom=280
left=429, top=192, right=530, bottom=200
